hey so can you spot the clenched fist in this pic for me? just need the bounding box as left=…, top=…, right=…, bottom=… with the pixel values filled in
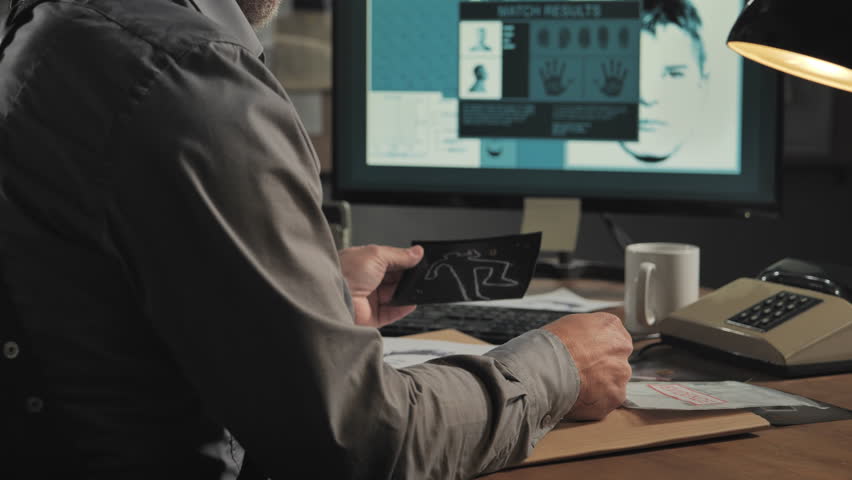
left=542, top=312, right=633, bottom=421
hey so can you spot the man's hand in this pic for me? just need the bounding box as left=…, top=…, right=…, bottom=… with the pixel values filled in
left=338, top=244, right=424, bottom=328
left=542, top=313, right=633, bottom=421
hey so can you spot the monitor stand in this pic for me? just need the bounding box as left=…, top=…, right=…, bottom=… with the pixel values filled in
left=522, top=198, right=625, bottom=282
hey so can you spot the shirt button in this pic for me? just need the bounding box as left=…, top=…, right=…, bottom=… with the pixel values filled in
left=25, top=396, right=44, bottom=414
left=3, top=341, right=20, bottom=360
left=539, top=414, right=553, bottom=429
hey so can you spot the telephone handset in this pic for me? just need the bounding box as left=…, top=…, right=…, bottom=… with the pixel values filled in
left=660, top=258, right=852, bottom=377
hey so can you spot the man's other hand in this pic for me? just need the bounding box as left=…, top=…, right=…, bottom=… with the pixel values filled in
left=339, top=244, right=424, bottom=328
left=542, top=313, right=633, bottom=421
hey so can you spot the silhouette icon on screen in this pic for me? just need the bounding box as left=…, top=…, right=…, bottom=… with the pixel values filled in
left=471, top=27, right=492, bottom=52
left=469, top=65, right=488, bottom=93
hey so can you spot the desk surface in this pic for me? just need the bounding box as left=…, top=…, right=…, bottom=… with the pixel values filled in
left=482, top=279, right=852, bottom=480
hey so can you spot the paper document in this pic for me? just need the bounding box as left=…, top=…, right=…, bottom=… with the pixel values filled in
left=624, top=381, right=825, bottom=411
left=457, top=287, right=623, bottom=313
left=382, top=337, right=494, bottom=369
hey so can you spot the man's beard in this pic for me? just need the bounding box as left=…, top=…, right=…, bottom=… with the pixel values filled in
left=236, top=0, right=282, bottom=28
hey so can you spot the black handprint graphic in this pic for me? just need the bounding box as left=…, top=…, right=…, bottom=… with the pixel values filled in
left=597, top=59, right=628, bottom=97
left=539, top=59, right=573, bottom=96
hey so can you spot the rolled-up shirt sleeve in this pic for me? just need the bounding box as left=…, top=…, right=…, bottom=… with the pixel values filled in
left=105, top=41, right=581, bottom=479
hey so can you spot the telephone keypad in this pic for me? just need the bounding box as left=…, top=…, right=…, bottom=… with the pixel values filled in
left=728, top=291, right=822, bottom=332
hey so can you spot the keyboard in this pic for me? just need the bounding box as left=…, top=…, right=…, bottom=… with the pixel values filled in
left=379, top=303, right=569, bottom=345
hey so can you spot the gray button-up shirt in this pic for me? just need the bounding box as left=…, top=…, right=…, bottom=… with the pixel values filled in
left=0, top=0, right=580, bottom=478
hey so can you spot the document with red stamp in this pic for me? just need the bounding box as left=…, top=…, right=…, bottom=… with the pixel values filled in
left=623, top=381, right=823, bottom=410
left=647, top=383, right=727, bottom=406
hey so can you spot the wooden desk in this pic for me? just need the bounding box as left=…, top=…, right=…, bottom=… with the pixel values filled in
left=481, top=279, right=852, bottom=480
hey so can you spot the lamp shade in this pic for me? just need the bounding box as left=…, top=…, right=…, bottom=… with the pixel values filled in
left=727, top=0, right=852, bottom=92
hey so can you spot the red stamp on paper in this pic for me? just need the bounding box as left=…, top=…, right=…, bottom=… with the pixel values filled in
left=648, top=384, right=728, bottom=406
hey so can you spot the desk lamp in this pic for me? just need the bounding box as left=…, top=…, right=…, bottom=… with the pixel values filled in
left=727, top=0, right=852, bottom=92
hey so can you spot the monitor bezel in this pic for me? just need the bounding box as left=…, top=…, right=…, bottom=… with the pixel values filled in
left=331, top=0, right=783, bottom=219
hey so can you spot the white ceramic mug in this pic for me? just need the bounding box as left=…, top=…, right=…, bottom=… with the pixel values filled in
left=624, top=243, right=700, bottom=336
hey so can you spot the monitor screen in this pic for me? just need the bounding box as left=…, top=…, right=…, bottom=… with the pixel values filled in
left=334, top=0, right=780, bottom=216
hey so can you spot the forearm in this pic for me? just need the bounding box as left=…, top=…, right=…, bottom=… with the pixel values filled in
left=334, top=329, right=580, bottom=479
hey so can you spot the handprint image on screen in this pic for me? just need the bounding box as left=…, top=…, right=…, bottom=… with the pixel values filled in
left=539, top=59, right=573, bottom=96
left=597, top=59, right=629, bottom=97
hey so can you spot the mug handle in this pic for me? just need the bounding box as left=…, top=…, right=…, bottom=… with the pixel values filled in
left=634, top=261, right=657, bottom=327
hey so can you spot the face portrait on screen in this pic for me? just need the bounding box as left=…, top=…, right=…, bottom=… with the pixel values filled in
left=620, top=0, right=709, bottom=163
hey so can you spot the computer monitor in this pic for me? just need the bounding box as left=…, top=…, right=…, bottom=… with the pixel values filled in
left=333, top=0, right=780, bottom=217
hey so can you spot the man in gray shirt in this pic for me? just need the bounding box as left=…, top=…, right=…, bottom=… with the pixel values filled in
left=0, top=0, right=632, bottom=478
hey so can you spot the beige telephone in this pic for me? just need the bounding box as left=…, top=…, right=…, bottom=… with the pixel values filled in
left=660, top=259, right=852, bottom=377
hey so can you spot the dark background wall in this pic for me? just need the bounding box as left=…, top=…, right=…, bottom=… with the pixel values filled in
left=334, top=78, right=852, bottom=288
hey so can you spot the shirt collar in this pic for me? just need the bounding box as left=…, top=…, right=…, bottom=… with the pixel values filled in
left=186, top=0, right=264, bottom=58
